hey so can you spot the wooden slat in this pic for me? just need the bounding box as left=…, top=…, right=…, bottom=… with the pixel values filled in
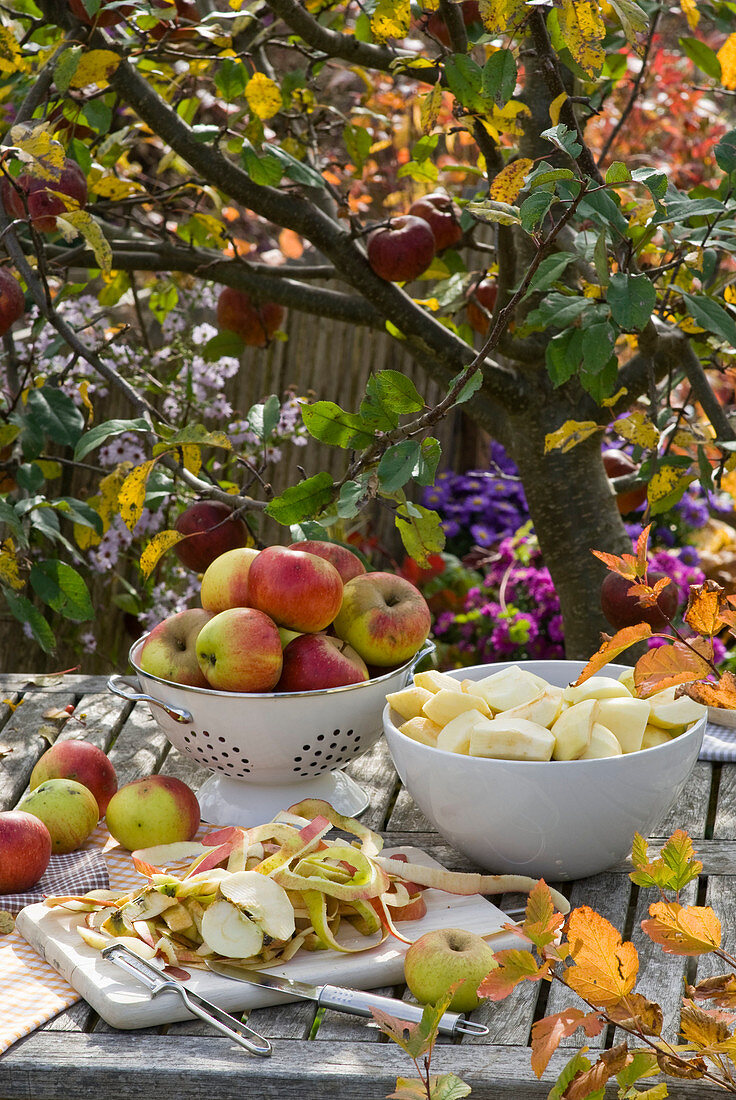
left=0, top=692, right=77, bottom=808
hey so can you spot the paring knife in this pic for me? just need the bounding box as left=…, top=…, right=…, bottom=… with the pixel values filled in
left=206, top=960, right=489, bottom=1036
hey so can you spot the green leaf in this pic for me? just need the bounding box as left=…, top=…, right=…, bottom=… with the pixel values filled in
left=465, top=199, right=520, bottom=226
left=241, top=146, right=283, bottom=187
left=697, top=445, right=714, bottom=491
left=29, top=560, right=93, bottom=622
left=360, top=370, right=424, bottom=430
left=528, top=168, right=576, bottom=189
left=395, top=502, right=445, bottom=566
left=263, top=143, right=326, bottom=188
left=248, top=394, right=281, bottom=440
left=605, top=161, right=631, bottom=184
left=679, top=36, right=722, bottom=81
left=265, top=472, right=334, bottom=524
left=215, top=57, right=247, bottom=100
left=427, top=1074, right=472, bottom=1100
left=540, top=123, right=582, bottom=160
left=301, top=401, right=375, bottom=449
left=580, top=355, right=618, bottom=403
left=582, top=321, right=617, bottom=374
left=3, top=589, right=56, bottom=653
left=53, top=497, right=103, bottom=534
left=336, top=480, right=364, bottom=518
left=631, top=167, right=668, bottom=201
left=450, top=367, right=483, bottom=405
left=54, top=46, right=82, bottom=94
left=153, top=424, right=231, bottom=452
left=520, top=190, right=553, bottom=232
left=74, top=417, right=150, bottom=461
left=26, top=387, right=85, bottom=448
left=443, top=54, right=486, bottom=113
left=525, top=251, right=576, bottom=296
left=715, top=130, right=736, bottom=175
left=681, top=291, right=736, bottom=347
left=343, top=123, right=372, bottom=170
left=202, top=330, right=245, bottom=361
left=481, top=48, right=517, bottom=106
left=593, top=230, right=609, bottom=286
left=607, top=0, right=648, bottom=43
left=607, top=272, right=656, bottom=331
left=378, top=440, right=421, bottom=492
left=547, top=1052, right=599, bottom=1100
left=546, top=329, right=582, bottom=387
left=0, top=501, right=25, bottom=544
left=524, top=293, right=591, bottom=332
left=415, top=437, right=441, bottom=486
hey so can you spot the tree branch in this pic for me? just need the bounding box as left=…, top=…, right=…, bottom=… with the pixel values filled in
left=597, top=11, right=660, bottom=166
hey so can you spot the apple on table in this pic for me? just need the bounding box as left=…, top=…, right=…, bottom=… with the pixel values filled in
left=18, top=778, right=100, bottom=854
left=105, top=775, right=200, bottom=851
left=277, top=634, right=369, bottom=692
left=200, top=546, right=260, bottom=612
left=195, top=606, right=283, bottom=691
left=404, top=927, right=497, bottom=1013
left=30, top=740, right=118, bottom=816
left=287, top=539, right=366, bottom=583
left=139, top=607, right=214, bottom=687
left=0, top=810, right=52, bottom=893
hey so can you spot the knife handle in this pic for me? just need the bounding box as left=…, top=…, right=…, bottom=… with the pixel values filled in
left=317, top=985, right=487, bottom=1037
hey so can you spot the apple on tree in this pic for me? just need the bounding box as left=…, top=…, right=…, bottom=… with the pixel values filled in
left=366, top=215, right=436, bottom=283
left=195, top=606, right=283, bottom=691
left=403, top=927, right=497, bottom=1013
left=30, top=740, right=118, bottom=816
left=333, top=572, right=432, bottom=666
left=287, top=539, right=366, bottom=583
left=105, top=775, right=200, bottom=850
left=0, top=810, right=52, bottom=893
left=601, top=449, right=647, bottom=514
left=466, top=278, right=498, bottom=336
left=423, top=0, right=481, bottom=46
left=216, top=286, right=284, bottom=347
left=174, top=500, right=249, bottom=572
left=2, top=158, right=88, bottom=232
left=600, top=570, right=679, bottom=631
left=18, top=778, right=100, bottom=854
left=0, top=268, right=25, bottom=336
left=408, top=193, right=463, bottom=252
left=277, top=634, right=369, bottom=692
left=68, top=0, right=131, bottom=27
left=200, top=546, right=259, bottom=612
left=248, top=545, right=344, bottom=633
left=139, top=607, right=214, bottom=687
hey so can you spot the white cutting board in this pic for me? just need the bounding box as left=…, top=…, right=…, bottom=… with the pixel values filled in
left=16, top=847, right=521, bottom=1030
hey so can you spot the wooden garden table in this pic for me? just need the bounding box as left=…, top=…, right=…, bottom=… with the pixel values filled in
left=0, top=671, right=731, bottom=1099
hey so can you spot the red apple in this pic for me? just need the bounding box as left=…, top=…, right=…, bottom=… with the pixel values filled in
left=216, top=287, right=284, bottom=347
left=139, top=607, right=214, bottom=687
left=248, top=545, right=344, bottom=633
left=0, top=810, right=52, bottom=892
left=195, top=606, right=283, bottom=691
left=0, top=268, right=25, bottom=336
left=601, top=449, right=647, bottom=514
left=30, top=740, right=118, bottom=816
left=408, top=193, right=462, bottom=252
left=68, top=0, right=131, bottom=27
left=287, top=539, right=366, bottom=583
left=367, top=215, right=436, bottom=283
left=105, top=775, right=200, bottom=851
left=150, top=0, right=199, bottom=39
left=18, top=778, right=99, bottom=854
left=5, top=158, right=88, bottom=233
left=600, top=570, right=680, bottom=631
left=466, top=278, right=498, bottom=335
left=200, top=547, right=259, bottom=612
left=174, top=500, right=249, bottom=572
left=424, top=0, right=481, bottom=46
left=277, top=634, right=369, bottom=692
left=332, top=572, right=431, bottom=666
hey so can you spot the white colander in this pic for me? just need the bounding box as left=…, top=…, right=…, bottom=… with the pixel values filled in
left=108, top=636, right=433, bottom=826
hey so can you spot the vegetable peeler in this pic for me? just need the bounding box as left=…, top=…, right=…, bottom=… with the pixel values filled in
left=101, top=942, right=272, bottom=1056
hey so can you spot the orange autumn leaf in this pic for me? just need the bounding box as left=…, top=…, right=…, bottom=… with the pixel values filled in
left=530, top=1008, right=604, bottom=1078
left=477, top=948, right=550, bottom=1001
left=564, top=906, right=638, bottom=1007
left=563, top=1043, right=632, bottom=1100
left=681, top=670, right=736, bottom=710
left=592, top=525, right=653, bottom=582
left=680, top=999, right=732, bottom=1049
left=633, top=640, right=712, bottom=698
left=571, top=623, right=652, bottom=686
left=278, top=228, right=304, bottom=259
left=641, top=901, right=721, bottom=956
left=685, top=580, right=729, bottom=637
left=522, top=878, right=564, bottom=952
left=606, top=992, right=663, bottom=1036
left=688, top=974, right=736, bottom=1010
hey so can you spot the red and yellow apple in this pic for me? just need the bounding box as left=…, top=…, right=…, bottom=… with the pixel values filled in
left=0, top=810, right=52, bottom=892
left=18, top=778, right=99, bottom=854
left=366, top=215, right=436, bottom=283
left=105, top=775, right=200, bottom=851
left=200, top=547, right=259, bottom=613
left=333, top=572, right=431, bottom=666
left=216, top=287, right=284, bottom=347
left=403, top=927, right=497, bottom=1013
left=408, top=193, right=463, bottom=252
left=174, top=500, right=250, bottom=572
left=287, top=539, right=366, bottom=583
left=248, top=545, right=344, bottom=633
left=195, top=606, right=283, bottom=691
left=2, top=158, right=87, bottom=232
left=30, top=740, right=118, bottom=817
left=139, top=607, right=214, bottom=687
left=277, top=634, right=369, bottom=692
left=466, top=278, right=498, bottom=336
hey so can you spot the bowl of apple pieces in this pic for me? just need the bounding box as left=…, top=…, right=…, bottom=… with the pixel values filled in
left=382, top=660, right=706, bottom=881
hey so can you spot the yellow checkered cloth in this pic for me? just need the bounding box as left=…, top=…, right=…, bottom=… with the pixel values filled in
left=0, top=823, right=187, bottom=1055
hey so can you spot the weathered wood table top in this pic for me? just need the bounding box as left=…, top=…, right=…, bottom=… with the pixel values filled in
left=0, top=673, right=730, bottom=1099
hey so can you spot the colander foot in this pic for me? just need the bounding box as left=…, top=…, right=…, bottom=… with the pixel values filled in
left=196, top=768, right=370, bottom=826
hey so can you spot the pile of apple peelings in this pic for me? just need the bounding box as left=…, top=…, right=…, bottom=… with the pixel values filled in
left=43, top=800, right=569, bottom=970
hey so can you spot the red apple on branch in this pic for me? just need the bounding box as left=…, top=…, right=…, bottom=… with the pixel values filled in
left=601, top=449, right=647, bottom=514
left=68, top=0, right=131, bottom=27
left=0, top=268, right=25, bottom=336
left=30, top=741, right=118, bottom=817
left=600, top=570, right=679, bottom=631
left=216, top=287, right=284, bottom=347
left=174, top=500, right=249, bottom=572
left=0, top=810, right=52, bottom=892
left=287, top=539, right=366, bottom=583
left=248, top=545, right=344, bottom=633
left=2, top=158, right=88, bottom=232
left=466, top=278, right=498, bottom=336
left=408, top=193, right=463, bottom=252
left=367, top=215, right=436, bottom=283
left=139, top=607, right=214, bottom=687
left=277, top=634, right=369, bottom=692
left=195, top=606, right=283, bottom=691
left=424, top=0, right=481, bottom=46
left=333, top=572, right=431, bottom=666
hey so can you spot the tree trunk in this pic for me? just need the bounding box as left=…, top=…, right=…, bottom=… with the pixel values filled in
left=507, top=407, right=632, bottom=660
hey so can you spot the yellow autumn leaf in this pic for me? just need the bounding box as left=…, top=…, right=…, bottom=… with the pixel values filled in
left=482, top=99, right=530, bottom=142
left=8, top=124, right=65, bottom=181
left=647, top=466, right=693, bottom=505
left=74, top=495, right=102, bottom=550
left=558, top=0, right=605, bottom=78
left=0, top=25, right=29, bottom=74
left=490, top=158, right=532, bottom=204
left=118, top=459, right=158, bottom=532
left=613, top=411, right=660, bottom=449
left=601, top=386, right=628, bottom=407
left=140, top=530, right=183, bottom=580
left=718, top=32, right=736, bottom=90
left=178, top=444, right=202, bottom=476
left=245, top=72, right=282, bottom=120
left=97, top=463, right=131, bottom=532
left=581, top=280, right=603, bottom=299
left=544, top=420, right=602, bottom=454
left=478, top=0, right=527, bottom=35
left=370, top=0, right=410, bottom=43
left=413, top=296, right=440, bottom=310
left=681, top=0, right=699, bottom=28
left=420, top=83, right=443, bottom=134
left=68, top=49, right=120, bottom=89
left=189, top=212, right=228, bottom=248
left=0, top=540, right=24, bottom=590
left=671, top=428, right=702, bottom=448
left=77, top=381, right=93, bottom=424
left=56, top=210, right=112, bottom=275
left=549, top=91, right=568, bottom=126
left=90, top=175, right=144, bottom=200
left=725, top=284, right=736, bottom=305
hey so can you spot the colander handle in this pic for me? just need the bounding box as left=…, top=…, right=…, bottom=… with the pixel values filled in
left=107, top=675, right=193, bottom=724
left=410, top=639, right=436, bottom=670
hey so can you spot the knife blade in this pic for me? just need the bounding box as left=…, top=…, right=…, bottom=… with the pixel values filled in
left=206, top=960, right=489, bottom=1036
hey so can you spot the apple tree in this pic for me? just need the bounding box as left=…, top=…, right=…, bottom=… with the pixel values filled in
left=1, top=0, right=736, bottom=662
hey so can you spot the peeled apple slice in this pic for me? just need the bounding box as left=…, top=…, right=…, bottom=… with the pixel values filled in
left=219, top=870, right=295, bottom=941
left=435, top=709, right=485, bottom=754
left=399, top=716, right=442, bottom=746
left=594, top=697, right=650, bottom=754
left=471, top=666, right=549, bottom=711
left=580, top=723, right=622, bottom=759
left=422, top=687, right=491, bottom=725
left=563, top=676, right=632, bottom=703
left=551, top=699, right=596, bottom=760
left=460, top=679, right=494, bottom=706
left=617, top=668, right=636, bottom=695
left=386, top=685, right=433, bottom=721
left=501, top=687, right=563, bottom=729
left=413, top=670, right=463, bottom=694
left=469, top=717, right=555, bottom=761
left=200, top=899, right=264, bottom=959
left=642, top=723, right=672, bottom=750
left=647, top=686, right=707, bottom=730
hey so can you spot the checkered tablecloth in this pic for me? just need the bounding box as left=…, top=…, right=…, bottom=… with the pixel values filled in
left=700, top=718, right=736, bottom=762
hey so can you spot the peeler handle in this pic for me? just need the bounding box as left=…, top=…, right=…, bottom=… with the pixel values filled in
left=107, top=675, right=193, bottom=724
left=157, top=980, right=272, bottom=1057
left=317, top=984, right=487, bottom=1037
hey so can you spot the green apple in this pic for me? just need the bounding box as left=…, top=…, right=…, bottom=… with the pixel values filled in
left=404, top=927, right=497, bottom=1013
left=332, top=572, right=431, bottom=666
left=19, top=778, right=99, bottom=854
left=105, top=775, right=200, bottom=851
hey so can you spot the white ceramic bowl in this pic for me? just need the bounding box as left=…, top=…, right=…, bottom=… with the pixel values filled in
left=382, top=660, right=706, bottom=881
left=109, top=636, right=433, bottom=827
